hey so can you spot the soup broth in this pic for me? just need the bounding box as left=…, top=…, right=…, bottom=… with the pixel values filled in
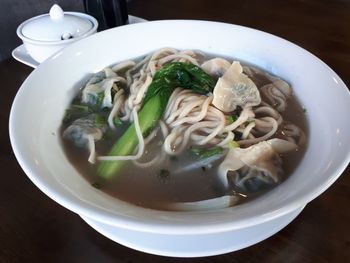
left=61, top=49, right=308, bottom=210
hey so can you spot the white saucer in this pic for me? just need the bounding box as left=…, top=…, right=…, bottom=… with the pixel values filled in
left=12, top=45, right=39, bottom=68
left=128, top=14, right=147, bottom=24
left=81, top=206, right=304, bottom=257
left=12, top=15, right=147, bottom=68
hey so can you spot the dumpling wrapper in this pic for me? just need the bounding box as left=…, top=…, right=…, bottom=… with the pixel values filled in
left=82, top=68, right=126, bottom=109
left=63, top=114, right=108, bottom=163
left=201, top=57, right=231, bottom=79
left=212, top=61, right=261, bottom=112
left=218, top=138, right=297, bottom=189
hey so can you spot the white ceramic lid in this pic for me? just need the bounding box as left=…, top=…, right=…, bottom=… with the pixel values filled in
left=21, top=4, right=93, bottom=41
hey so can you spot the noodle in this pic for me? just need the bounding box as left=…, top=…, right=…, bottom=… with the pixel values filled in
left=87, top=48, right=305, bottom=163
left=61, top=47, right=308, bottom=210
left=98, top=109, right=145, bottom=161
left=108, top=89, right=125, bottom=129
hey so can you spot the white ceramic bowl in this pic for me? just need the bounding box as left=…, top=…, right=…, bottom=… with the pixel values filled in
left=9, top=20, right=350, bottom=256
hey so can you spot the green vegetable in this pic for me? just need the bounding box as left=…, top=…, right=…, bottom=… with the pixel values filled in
left=97, top=62, right=216, bottom=179
left=159, top=169, right=170, bottom=178
left=87, top=92, right=104, bottom=109
left=228, top=141, right=239, bottom=149
left=72, top=104, right=90, bottom=111
left=191, top=146, right=224, bottom=159
left=95, top=115, right=107, bottom=126
left=143, top=62, right=215, bottom=106
left=244, top=120, right=254, bottom=126
left=97, top=95, right=163, bottom=177
left=91, top=182, right=101, bottom=189
left=227, top=115, right=238, bottom=124
left=113, top=118, right=123, bottom=127
left=63, top=104, right=93, bottom=123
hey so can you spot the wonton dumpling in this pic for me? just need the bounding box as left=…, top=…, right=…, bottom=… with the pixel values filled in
left=82, top=68, right=126, bottom=109
left=63, top=114, right=107, bottom=147
left=63, top=114, right=108, bottom=164
left=218, top=139, right=297, bottom=191
left=243, top=65, right=292, bottom=112
left=212, top=61, right=261, bottom=113
left=201, top=58, right=231, bottom=79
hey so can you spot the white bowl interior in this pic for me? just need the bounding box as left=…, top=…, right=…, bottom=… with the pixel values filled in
left=10, top=20, right=350, bottom=234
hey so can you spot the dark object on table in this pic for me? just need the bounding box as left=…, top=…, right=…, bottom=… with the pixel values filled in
left=83, top=0, right=128, bottom=31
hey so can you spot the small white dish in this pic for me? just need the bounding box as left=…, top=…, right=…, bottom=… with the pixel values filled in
left=12, top=15, right=146, bottom=68
left=16, top=5, right=98, bottom=64
left=81, top=206, right=305, bottom=257
left=128, top=14, right=147, bottom=24
left=12, top=44, right=40, bottom=68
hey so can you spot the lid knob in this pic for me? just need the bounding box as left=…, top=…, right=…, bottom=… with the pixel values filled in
left=49, top=4, right=64, bottom=21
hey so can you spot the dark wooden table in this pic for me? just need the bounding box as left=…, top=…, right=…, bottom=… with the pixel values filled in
left=1, top=0, right=350, bottom=262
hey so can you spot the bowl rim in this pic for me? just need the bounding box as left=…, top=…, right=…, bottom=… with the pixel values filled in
left=9, top=19, right=350, bottom=235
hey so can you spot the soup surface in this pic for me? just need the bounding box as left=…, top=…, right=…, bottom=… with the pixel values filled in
left=61, top=48, right=307, bottom=210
